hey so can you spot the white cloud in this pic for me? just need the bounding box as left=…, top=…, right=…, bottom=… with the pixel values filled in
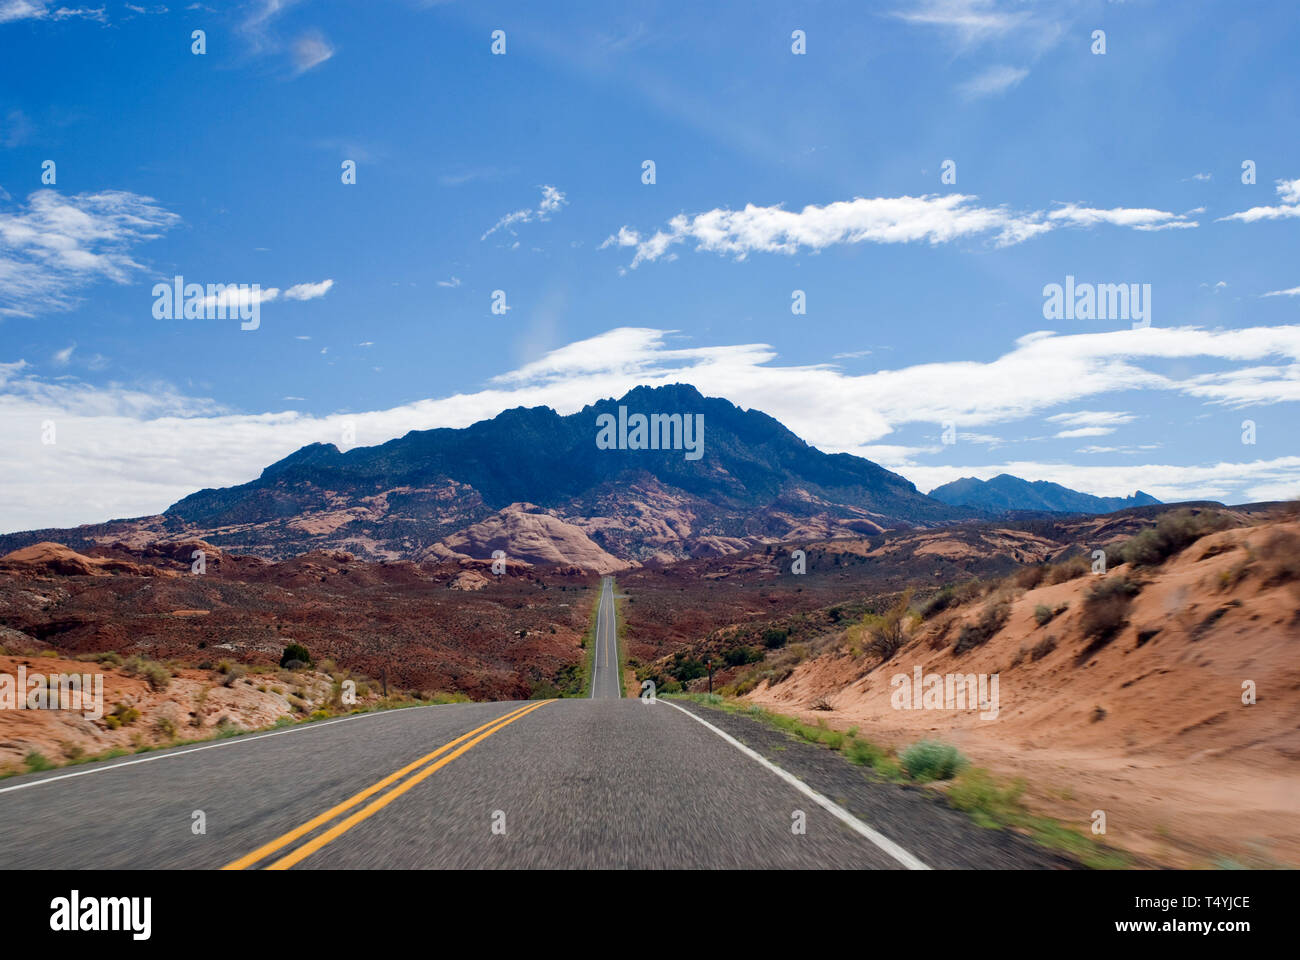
left=482, top=185, right=568, bottom=240
left=52, top=343, right=75, bottom=366
left=202, top=285, right=279, bottom=311
left=437, top=276, right=461, bottom=288
left=958, top=64, right=1028, bottom=99
left=1262, top=285, right=1300, bottom=298
left=1219, top=177, right=1300, bottom=223
left=284, top=278, right=334, bottom=300
left=604, top=192, right=1196, bottom=267
left=3, top=323, right=1299, bottom=531
left=0, top=189, right=180, bottom=317
left=0, top=2, right=106, bottom=23
left=1048, top=203, right=1197, bottom=231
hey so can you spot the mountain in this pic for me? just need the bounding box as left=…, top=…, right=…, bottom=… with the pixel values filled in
left=0, top=385, right=975, bottom=568
left=927, top=474, right=1161, bottom=514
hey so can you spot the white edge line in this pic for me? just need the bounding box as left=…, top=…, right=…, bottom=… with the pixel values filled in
left=0, top=700, right=494, bottom=797
left=590, top=578, right=600, bottom=699
left=659, top=698, right=931, bottom=871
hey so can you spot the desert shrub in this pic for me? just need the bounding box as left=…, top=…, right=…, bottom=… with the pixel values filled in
left=1030, top=634, right=1058, bottom=661
left=1014, top=565, right=1047, bottom=590
left=1034, top=602, right=1067, bottom=627
left=93, top=652, right=123, bottom=667
left=1045, top=555, right=1089, bottom=585
left=280, top=643, right=312, bottom=668
left=24, top=750, right=53, bottom=772
left=1259, top=529, right=1300, bottom=585
left=761, top=627, right=789, bottom=649
left=1119, top=509, right=1232, bottom=568
left=669, top=655, right=706, bottom=682
left=862, top=590, right=912, bottom=661
left=953, top=601, right=1010, bottom=654
left=723, top=645, right=761, bottom=666
left=154, top=716, right=177, bottom=739
left=123, top=656, right=171, bottom=691
left=103, top=703, right=141, bottom=729
left=221, top=665, right=246, bottom=688
left=901, top=740, right=967, bottom=782
left=1080, top=577, right=1140, bottom=642
left=919, top=586, right=957, bottom=619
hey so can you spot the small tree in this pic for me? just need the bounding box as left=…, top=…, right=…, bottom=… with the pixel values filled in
left=280, top=643, right=312, bottom=669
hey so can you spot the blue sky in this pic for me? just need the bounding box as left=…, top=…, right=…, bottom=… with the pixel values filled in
left=1, top=0, right=1298, bottom=532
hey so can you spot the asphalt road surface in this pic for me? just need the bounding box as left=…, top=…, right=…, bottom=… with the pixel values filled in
left=0, top=582, right=1071, bottom=870
left=589, top=575, right=622, bottom=700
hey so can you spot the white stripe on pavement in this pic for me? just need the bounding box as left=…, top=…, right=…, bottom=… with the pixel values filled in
left=658, top=698, right=931, bottom=870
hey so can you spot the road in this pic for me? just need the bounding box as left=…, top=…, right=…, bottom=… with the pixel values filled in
left=0, top=582, right=1070, bottom=870
left=589, top=575, right=622, bottom=700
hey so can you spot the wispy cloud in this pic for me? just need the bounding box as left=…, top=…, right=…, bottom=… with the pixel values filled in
left=603, top=191, right=1195, bottom=268
left=436, top=276, right=461, bottom=288
left=482, top=185, right=567, bottom=241
left=0, top=1, right=107, bottom=24
left=958, top=64, right=1028, bottom=99
left=0, top=189, right=180, bottom=317
left=890, top=0, right=1030, bottom=42
left=291, top=29, right=334, bottom=74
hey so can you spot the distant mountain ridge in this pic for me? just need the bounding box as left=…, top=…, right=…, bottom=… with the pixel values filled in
left=927, top=474, right=1161, bottom=514
left=0, top=384, right=976, bottom=568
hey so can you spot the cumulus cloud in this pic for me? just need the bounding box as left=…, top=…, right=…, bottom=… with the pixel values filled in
left=0, top=189, right=180, bottom=317
left=3, top=323, right=1299, bottom=530
left=482, top=185, right=567, bottom=240
left=603, top=192, right=1196, bottom=267
left=1219, top=177, right=1300, bottom=223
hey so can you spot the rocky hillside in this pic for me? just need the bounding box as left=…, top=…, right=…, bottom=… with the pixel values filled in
left=734, top=507, right=1300, bottom=867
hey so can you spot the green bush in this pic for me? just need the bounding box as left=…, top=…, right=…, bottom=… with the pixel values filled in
left=280, top=643, right=313, bottom=668
left=724, top=646, right=761, bottom=666
left=901, top=740, right=968, bottom=782
left=1119, top=509, right=1231, bottom=568
left=761, top=627, right=789, bottom=649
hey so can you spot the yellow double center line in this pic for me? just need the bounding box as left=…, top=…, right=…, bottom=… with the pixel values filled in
left=223, top=699, right=553, bottom=870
